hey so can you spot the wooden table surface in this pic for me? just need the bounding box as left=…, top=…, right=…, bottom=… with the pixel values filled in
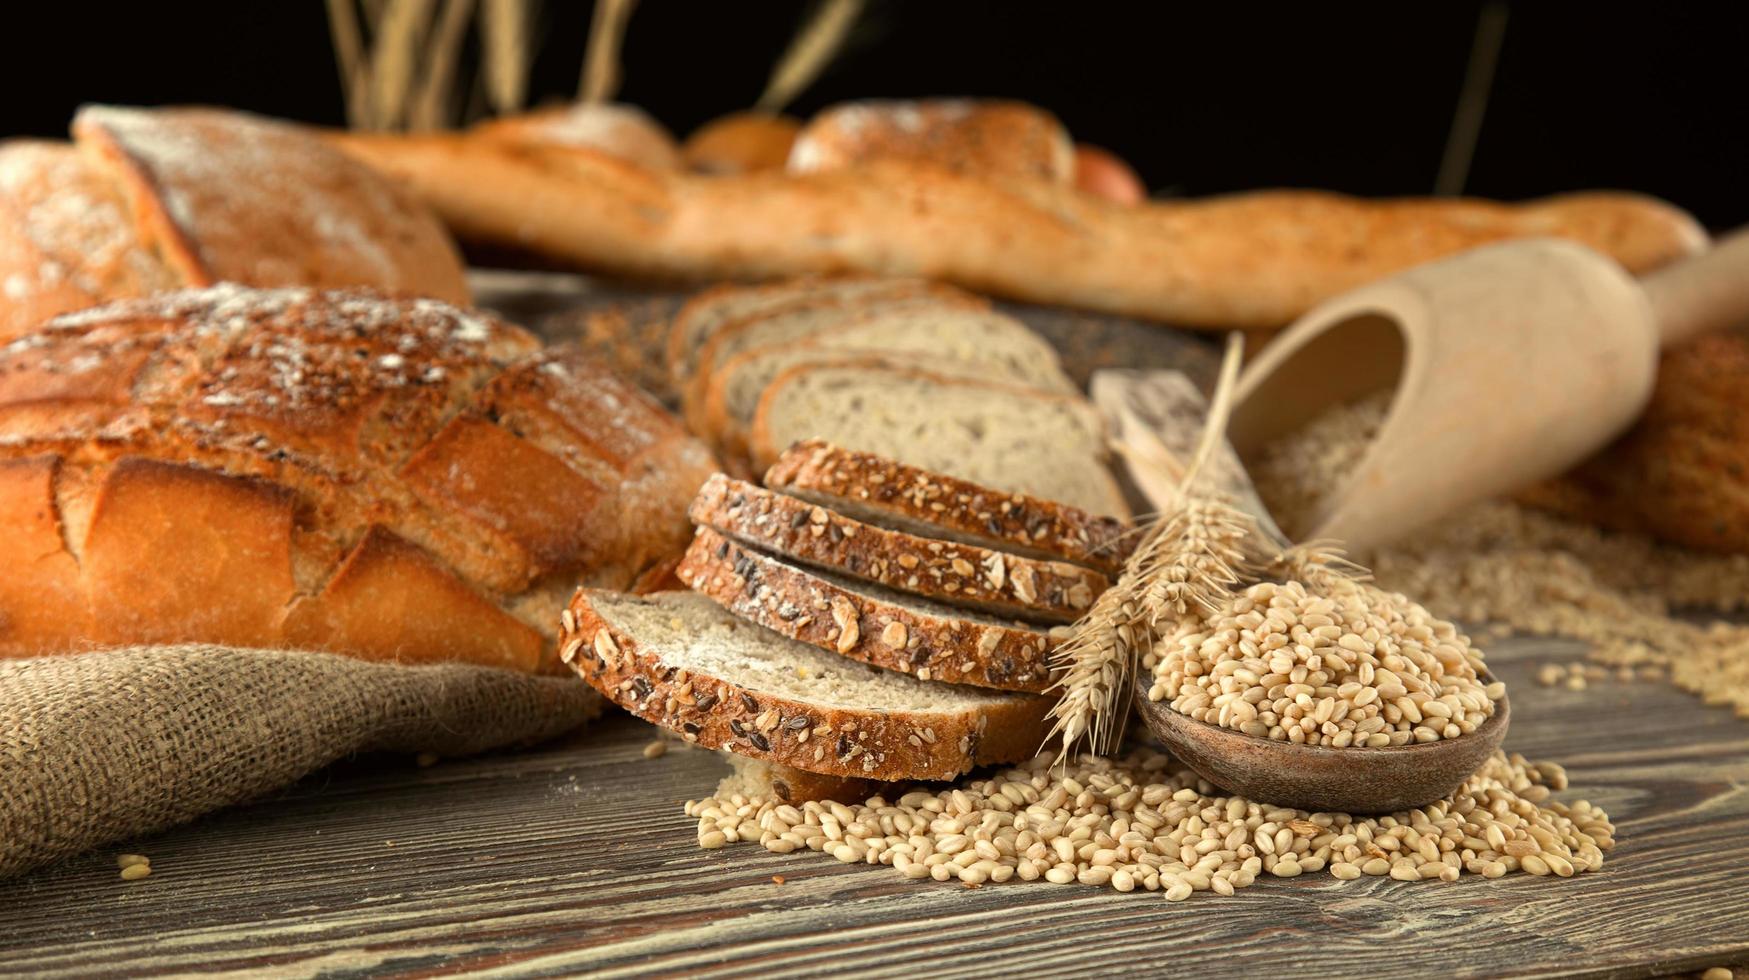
left=1, top=635, right=1745, bottom=979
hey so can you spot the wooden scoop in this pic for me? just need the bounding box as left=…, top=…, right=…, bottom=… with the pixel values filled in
left=1227, top=229, right=1749, bottom=552
left=1094, top=369, right=1511, bottom=813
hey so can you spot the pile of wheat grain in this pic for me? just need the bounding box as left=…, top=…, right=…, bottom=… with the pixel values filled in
left=1251, top=394, right=1749, bottom=719
left=686, top=746, right=1609, bottom=899
left=1144, top=577, right=1500, bottom=746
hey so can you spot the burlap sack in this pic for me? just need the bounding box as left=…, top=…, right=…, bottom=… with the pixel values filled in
left=0, top=646, right=600, bottom=879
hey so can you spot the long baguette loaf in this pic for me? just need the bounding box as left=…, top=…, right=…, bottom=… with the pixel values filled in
left=329, top=131, right=1706, bottom=329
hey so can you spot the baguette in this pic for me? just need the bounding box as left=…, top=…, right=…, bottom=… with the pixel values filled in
left=329, top=130, right=1706, bottom=329
left=677, top=526, right=1059, bottom=693
left=764, top=440, right=1133, bottom=575
left=689, top=474, right=1106, bottom=624
left=471, top=102, right=682, bottom=171
left=788, top=99, right=1075, bottom=185
left=559, top=589, right=1051, bottom=780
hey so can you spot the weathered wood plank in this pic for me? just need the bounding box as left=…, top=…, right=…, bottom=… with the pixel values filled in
left=1, top=637, right=1745, bottom=979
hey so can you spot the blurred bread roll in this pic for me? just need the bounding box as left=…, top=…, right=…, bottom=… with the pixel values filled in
left=788, top=98, right=1074, bottom=184
left=1073, top=143, right=1146, bottom=205
left=472, top=102, right=682, bottom=171
left=683, top=112, right=802, bottom=175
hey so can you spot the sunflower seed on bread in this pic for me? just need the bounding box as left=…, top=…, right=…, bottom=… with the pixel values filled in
left=765, top=440, right=1134, bottom=575
left=560, top=589, right=1050, bottom=780
left=676, top=526, right=1060, bottom=693
left=690, top=474, right=1106, bottom=624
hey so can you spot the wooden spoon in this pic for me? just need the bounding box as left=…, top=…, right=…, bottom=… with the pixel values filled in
left=1094, top=368, right=1511, bottom=813
left=1227, top=229, right=1749, bottom=552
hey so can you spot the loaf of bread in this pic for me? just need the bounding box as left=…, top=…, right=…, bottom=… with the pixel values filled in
left=0, top=106, right=469, bottom=341
left=1519, top=330, right=1749, bottom=553
left=0, top=286, right=715, bottom=668
left=329, top=130, right=1706, bottom=329
left=471, top=102, right=682, bottom=171
left=682, top=112, right=801, bottom=175
left=788, top=99, right=1075, bottom=186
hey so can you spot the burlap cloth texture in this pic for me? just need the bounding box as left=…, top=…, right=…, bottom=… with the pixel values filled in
left=0, top=646, right=600, bottom=879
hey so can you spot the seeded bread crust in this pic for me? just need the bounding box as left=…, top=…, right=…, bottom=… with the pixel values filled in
left=765, top=441, right=1134, bottom=575
left=677, top=526, right=1058, bottom=693
left=558, top=590, right=1052, bottom=780
left=690, top=474, right=1106, bottom=623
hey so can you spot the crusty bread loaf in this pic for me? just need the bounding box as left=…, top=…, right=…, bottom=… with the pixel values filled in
left=471, top=102, right=682, bottom=171
left=682, top=112, right=801, bottom=175
left=1, top=106, right=470, bottom=341
left=701, top=304, right=1075, bottom=457
left=750, top=362, right=1130, bottom=518
left=714, top=752, right=883, bottom=804
left=561, top=589, right=1050, bottom=780
left=789, top=99, right=1075, bottom=186
left=0, top=142, right=180, bottom=342
left=677, top=527, right=1058, bottom=693
left=0, top=285, right=715, bottom=668
left=1073, top=144, right=1146, bottom=205
left=690, top=475, right=1105, bottom=624
left=331, top=130, right=1707, bottom=329
left=765, top=441, right=1133, bottom=574
left=1519, top=330, right=1749, bottom=553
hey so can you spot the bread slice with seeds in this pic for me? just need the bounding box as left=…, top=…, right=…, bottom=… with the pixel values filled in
left=559, top=589, right=1050, bottom=781
left=690, top=474, right=1106, bottom=624
left=750, top=363, right=1130, bottom=518
left=676, top=526, right=1060, bottom=693
left=703, top=306, right=1075, bottom=455
left=766, top=441, right=1134, bottom=575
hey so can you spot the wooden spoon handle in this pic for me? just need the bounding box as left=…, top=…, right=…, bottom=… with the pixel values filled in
left=1645, top=226, right=1749, bottom=347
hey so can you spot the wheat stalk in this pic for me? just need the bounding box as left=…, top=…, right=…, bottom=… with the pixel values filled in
left=368, top=0, right=438, bottom=131
left=480, top=0, right=534, bottom=115
left=579, top=0, right=639, bottom=104
left=757, top=0, right=865, bottom=112
left=325, top=0, right=372, bottom=129
left=409, top=0, right=477, bottom=131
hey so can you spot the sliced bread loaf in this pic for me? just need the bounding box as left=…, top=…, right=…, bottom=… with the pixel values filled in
left=560, top=589, right=1050, bottom=780
left=749, top=363, right=1131, bottom=518
left=703, top=306, right=1075, bottom=455
left=690, top=474, right=1107, bottom=623
left=765, top=441, right=1134, bottom=574
left=667, top=277, right=949, bottom=396
left=676, top=526, right=1059, bottom=692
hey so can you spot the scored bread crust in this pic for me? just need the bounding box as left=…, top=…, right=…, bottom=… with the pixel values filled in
left=0, top=285, right=715, bottom=668
left=690, top=474, right=1107, bottom=624
left=559, top=589, right=1051, bottom=781
left=677, top=526, right=1058, bottom=693
left=765, top=440, right=1134, bottom=574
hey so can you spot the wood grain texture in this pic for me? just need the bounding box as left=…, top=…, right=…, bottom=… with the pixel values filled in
left=0, top=636, right=1745, bottom=979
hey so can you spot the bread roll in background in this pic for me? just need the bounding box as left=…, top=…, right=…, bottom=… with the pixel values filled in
left=472, top=102, right=683, bottom=171
left=0, top=286, right=715, bottom=669
left=788, top=98, right=1075, bottom=185
left=682, top=112, right=801, bottom=175
left=1073, top=143, right=1147, bottom=205
left=0, top=105, right=470, bottom=341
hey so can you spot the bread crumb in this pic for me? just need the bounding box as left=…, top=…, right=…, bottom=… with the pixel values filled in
left=771, top=874, right=786, bottom=885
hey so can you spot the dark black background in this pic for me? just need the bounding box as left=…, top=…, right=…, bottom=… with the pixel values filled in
left=5, top=2, right=1744, bottom=228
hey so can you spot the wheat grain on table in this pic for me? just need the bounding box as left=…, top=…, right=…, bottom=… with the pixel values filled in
left=0, top=636, right=1744, bottom=979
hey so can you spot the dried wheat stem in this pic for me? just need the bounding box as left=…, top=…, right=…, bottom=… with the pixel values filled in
left=326, top=0, right=372, bottom=129
left=410, top=0, right=477, bottom=131
left=580, top=0, right=639, bottom=104
left=368, top=0, right=438, bottom=131
left=480, top=0, right=533, bottom=115
left=757, top=0, right=865, bottom=112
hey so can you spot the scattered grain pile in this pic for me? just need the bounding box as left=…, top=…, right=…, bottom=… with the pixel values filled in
left=1251, top=393, right=1749, bottom=719
left=685, top=745, right=1610, bottom=899
left=1145, top=577, right=1502, bottom=746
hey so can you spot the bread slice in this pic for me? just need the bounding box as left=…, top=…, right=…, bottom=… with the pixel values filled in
left=714, top=753, right=884, bottom=804
left=666, top=277, right=942, bottom=395
left=766, top=441, right=1134, bottom=575
left=682, top=290, right=985, bottom=433
left=703, top=307, right=1075, bottom=455
left=690, top=474, right=1106, bottom=624
left=750, top=362, right=1130, bottom=518
left=677, top=526, right=1059, bottom=692
left=560, top=589, right=1050, bottom=780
